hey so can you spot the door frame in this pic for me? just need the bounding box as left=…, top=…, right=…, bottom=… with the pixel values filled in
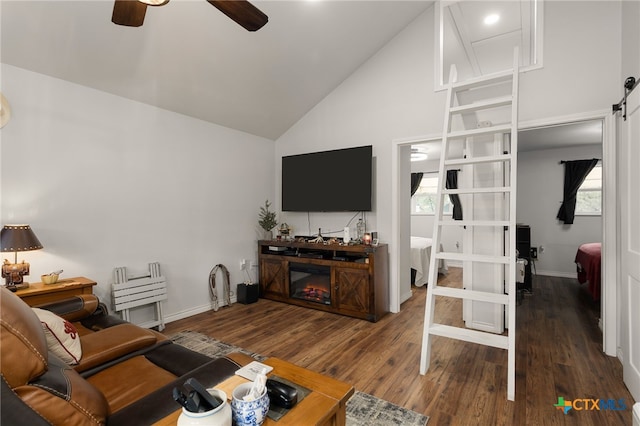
left=391, top=109, right=617, bottom=355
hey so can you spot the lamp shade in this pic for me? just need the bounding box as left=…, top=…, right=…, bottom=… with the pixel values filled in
left=1, top=225, right=43, bottom=253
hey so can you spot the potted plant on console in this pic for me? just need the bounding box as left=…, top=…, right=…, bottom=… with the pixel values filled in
left=258, top=200, right=277, bottom=240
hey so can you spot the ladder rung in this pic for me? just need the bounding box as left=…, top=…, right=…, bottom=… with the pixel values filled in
left=447, top=124, right=512, bottom=139
left=428, top=324, right=509, bottom=349
left=451, top=69, right=513, bottom=91
left=445, top=154, right=512, bottom=166
left=443, top=187, right=511, bottom=195
left=439, top=220, right=510, bottom=227
left=435, top=252, right=511, bottom=264
left=431, top=286, right=509, bottom=305
left=450, top=96, right=512, bottom=114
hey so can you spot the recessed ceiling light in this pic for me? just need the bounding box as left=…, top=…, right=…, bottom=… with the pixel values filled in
left=484, top=14, right=500, bottom=25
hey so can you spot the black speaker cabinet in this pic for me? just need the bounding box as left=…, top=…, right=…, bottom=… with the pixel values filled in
left=516, top=225, right=532, bottom=292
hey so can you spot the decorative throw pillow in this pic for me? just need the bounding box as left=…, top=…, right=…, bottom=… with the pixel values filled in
left=32, top=308, right=82, bottom=365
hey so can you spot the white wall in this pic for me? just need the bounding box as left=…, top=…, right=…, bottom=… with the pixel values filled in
left=0, top=65, right=275, bottom=324
left=518, top=1, right=620, bottom=123
left=275, top=1, right=621, bottom=308
left=275, top=6, right=443, bottom=242
left=517, top=144, right=602, bottom=277
left=621, top=1, right=640, bottom=83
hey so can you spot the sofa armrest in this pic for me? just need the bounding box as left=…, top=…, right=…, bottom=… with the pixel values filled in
left=106, top=355, right=247, bottom=425
left=74, top=324, right=158, bottom=373
left=34, top=295, right=100, bottom=322
left=1, top=377, right=51, bottom=426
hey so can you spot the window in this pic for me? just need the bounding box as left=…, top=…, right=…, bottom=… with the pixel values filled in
left=411, top=174, right=452, bottom=215
left=575, top=164, right=602, bottom=215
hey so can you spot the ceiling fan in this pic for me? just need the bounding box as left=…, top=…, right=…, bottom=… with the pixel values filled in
left=112, top=0, right=268, bottom=31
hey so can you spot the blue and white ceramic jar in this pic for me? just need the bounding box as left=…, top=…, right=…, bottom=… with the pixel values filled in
left=231, top=383, right=270, bottom=426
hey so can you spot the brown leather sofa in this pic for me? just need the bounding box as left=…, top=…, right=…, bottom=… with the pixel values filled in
left=0, top=287, right=247, bottom=425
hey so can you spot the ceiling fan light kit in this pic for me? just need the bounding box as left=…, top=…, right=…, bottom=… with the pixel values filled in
left=111, top=0, right=268, bottom=31
left=138, top=0, right=169, bottom=6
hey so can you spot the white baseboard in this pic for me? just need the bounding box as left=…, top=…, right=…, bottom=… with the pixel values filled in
left=135, top=296, right=237, bottom=328
left=535, top=270, right=576, bottom=279
left=162, top=304, right=213, bottom=325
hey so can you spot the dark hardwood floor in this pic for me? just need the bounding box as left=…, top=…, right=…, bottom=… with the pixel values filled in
left=163, top=268, right=634, bottom=425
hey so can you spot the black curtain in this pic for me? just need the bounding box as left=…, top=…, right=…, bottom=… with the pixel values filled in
left=446, top=170, right=463, bottom=220
left=410, top=172, right=423, bottom=197
left=556, top=158, right=599, bottom=224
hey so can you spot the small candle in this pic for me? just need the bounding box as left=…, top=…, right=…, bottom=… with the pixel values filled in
left=363, top=233, right=372, bottom=245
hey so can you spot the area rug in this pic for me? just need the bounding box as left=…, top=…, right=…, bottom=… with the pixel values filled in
left=170, top=330, right=429, bottom=426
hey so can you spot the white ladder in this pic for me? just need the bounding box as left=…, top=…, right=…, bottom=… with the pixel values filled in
left=420, top=50, right=519, bottom=401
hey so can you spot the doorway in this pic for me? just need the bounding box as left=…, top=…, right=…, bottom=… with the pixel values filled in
left=391, top=110, right=617, bottom=355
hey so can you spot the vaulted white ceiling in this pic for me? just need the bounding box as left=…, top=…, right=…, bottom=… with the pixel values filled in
left=0, top=0, right=433, bottom=140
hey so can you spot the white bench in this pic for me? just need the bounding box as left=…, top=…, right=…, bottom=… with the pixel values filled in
left=112, top=262, right=167, bottom=331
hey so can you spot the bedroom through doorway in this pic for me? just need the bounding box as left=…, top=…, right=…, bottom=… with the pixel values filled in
left=393, top=114, right=613, bottom=354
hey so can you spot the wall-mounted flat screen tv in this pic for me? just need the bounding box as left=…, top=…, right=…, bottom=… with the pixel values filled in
left=282, top=145, right=372, bottom=212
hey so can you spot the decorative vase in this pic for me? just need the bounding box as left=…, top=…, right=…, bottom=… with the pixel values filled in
left=177, top=389, right=232, bottom=426
left=264, top=230, right=273, bottom=240
left=231, top=383, right=270, bottom=426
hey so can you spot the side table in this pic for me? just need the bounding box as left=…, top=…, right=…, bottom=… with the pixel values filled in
left=15, top=276, right=97, bottom=307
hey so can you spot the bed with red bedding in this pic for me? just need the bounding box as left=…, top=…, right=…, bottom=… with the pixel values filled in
left=575, top=242, right=601, bottom=301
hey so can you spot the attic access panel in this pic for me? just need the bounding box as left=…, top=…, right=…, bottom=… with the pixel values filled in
left=436, top=0, right=543, bottom=88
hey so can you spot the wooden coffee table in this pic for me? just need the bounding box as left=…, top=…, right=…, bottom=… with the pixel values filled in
left=153, top=353, right=354, bottom=426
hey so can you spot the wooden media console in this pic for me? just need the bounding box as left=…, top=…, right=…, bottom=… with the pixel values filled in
left=258, top=240, right=388, bottom=322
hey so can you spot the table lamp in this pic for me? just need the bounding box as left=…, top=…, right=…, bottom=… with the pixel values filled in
left=1, top=224, right=43, bottom=291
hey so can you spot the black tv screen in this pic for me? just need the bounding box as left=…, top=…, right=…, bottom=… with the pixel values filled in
left=282, top=145, right=372, bottom=212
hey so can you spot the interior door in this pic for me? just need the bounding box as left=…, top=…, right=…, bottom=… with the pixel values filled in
left=463, top=134, right=506, bottom=333
left=620, top=86, right=640, bottom=401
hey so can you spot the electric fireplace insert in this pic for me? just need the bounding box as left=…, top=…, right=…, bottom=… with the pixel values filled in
left=289, top=263, right=331, bottom=305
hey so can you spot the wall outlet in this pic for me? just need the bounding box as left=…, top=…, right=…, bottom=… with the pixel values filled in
left=240, top=259, right=247, bottom=271
left=530, top=247, right=538, bottom=259
left=539, top=246, right=545, bottom=254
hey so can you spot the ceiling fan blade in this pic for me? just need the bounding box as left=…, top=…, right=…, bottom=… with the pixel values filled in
left=207, top=0, right=268, bottom=32
left=112, top=0, right=148, bottom=27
